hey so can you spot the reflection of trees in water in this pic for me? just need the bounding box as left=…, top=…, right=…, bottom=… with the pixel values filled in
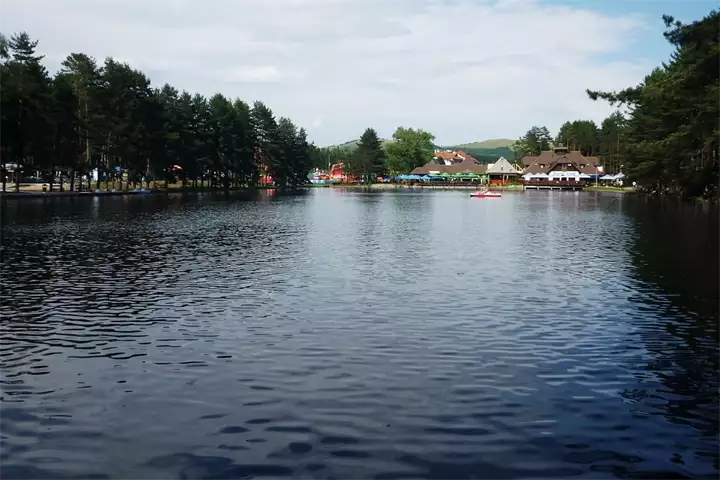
left=0, top=197, right=186, bottom=380
left=0, top=192, right=309, bottom=370
left=622, top=198, right=718, bottom=471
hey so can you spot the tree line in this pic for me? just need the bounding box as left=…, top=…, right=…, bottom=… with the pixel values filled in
left=589, top=9, right=718, bottom=199
left=311, top=126, right=437, bottom=182
left=514, top=9, right=718, bottom=199
left=0, top=32, right=314, bottom=193
left=511, top=114, right=626, bottom=175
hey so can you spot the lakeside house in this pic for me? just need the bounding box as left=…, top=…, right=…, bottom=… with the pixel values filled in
left=521, top=146, right=604, bottom=177
left=485, top=157, right=522, bottom=185
left=410, top=153, right=488, bottom=176
left=432, top=149, right=473, bottom=165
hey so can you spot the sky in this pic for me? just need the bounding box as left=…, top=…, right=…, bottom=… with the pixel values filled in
left=0, top=0, right=715, bottom=146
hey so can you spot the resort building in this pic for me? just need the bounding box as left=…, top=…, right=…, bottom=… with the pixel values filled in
left=485, top=157, right=522, bottom=185
left=432, top=149, right=473, bottom=165
left=410, top=154, right=487, bottom=176
left=521, top=146, right=604, bottom=176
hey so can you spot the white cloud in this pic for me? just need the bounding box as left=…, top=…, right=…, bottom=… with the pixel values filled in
left=0, top=0, right=655, bottom=145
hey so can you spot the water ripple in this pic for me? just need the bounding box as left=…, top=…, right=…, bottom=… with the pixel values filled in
left=0, top=190, right=717, bottom=479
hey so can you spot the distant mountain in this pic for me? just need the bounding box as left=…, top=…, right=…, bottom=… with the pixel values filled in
left=437, top=139, right=516, bottom=163
left=326, top=138, right=516, bottom=164
left=331, top=138, right=394, bottom=150
left=446, top=139, right=515, bottom=149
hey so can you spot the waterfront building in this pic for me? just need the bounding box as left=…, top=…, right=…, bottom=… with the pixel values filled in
left=521, top=146, right=604, bottom=177
left=410, top=154, right=487, bottom=176
left=486, top=157, right=522, bottom=185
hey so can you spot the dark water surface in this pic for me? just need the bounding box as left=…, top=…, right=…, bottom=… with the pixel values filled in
left=1, top=189, right=718, bottom=479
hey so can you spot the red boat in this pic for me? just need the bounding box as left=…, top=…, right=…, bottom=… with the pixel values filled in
left=470, top=189, right=502, bottom=198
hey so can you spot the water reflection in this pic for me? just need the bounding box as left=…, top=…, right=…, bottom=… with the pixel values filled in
left=622, top=200, right=719, bottom=474
left=0, top=190, right=717, bottom=479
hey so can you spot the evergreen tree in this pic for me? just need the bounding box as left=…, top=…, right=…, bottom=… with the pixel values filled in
left=0, top=31, right=316, bottom=193
left=554, top=120, right=599, bottom=155
left=0, top=36, right=8, bottom=188
left=588, top=9, right=719, bottom=198
left=347, top=128, right=386, bottom=184
left=513, top=126, right=552, bottom=158
left=1, top=32, right=52, bottom=192
left=251, top=101, right=281, bottom=186
left=60, top=53, right=101, bottom=184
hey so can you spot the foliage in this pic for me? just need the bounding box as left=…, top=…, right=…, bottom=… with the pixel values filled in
left=346, top=128, right=386, bottom=183
left=587, top=9, right=719, bottom=199
left=0, top=32, right=314, bottom=192
left=309, top=145, right=351, bottom=171
left=512, top=126, right=552, bottom=158
left=330, top=138, right=393, bottom=151
left=555, top=120, right=600, bottom=156
left=385, top=127, right=435, bottom=173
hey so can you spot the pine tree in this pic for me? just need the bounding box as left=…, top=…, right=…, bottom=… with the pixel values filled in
left=348, top=128, right=386, bottom=184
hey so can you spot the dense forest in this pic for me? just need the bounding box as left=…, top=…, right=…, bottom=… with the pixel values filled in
left=510, top=118, right=626, bottom=177
left=588, top=10, right=718, bottom=199
left=0, top=32, right=315, bottom=193
left=311, top=126, right=435, bottom=178
left=514, top=9, right=718, bottom=199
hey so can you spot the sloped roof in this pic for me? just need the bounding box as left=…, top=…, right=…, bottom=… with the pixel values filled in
left=486, top=157, right=521, bottom=175
left=435, top=151, right=458, bottom=160
left=521, top=156, right=538, bottom=167
left=411, top=160, right=487, bottom=175
left=520, top=150, right=602, bottom=175
left=433, top=150, right=479, bottom=164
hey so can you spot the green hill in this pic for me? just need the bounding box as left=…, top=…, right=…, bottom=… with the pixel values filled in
left=438, top=139, right=516, bottom=163
left=326, top=138, right=517, bottom=163
left=448, top=139, right=515, bottom=149
left=332, top=138, right=394, bottom=150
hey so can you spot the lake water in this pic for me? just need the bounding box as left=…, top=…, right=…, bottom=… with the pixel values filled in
left=1, top=189, right=718, bottom=479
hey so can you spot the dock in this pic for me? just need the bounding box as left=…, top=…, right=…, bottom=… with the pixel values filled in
left=523, top=181, right=586, bottom=191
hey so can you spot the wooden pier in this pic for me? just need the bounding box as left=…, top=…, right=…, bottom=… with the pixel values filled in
left=523, top=181, right=586, bottom=191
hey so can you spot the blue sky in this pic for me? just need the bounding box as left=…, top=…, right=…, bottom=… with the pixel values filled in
left=1, top=0, right=715, bottom=146
left=571, top=0, right=716, bottom=62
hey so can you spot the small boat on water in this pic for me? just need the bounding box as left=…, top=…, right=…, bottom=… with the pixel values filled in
left=470, top=188, right=501, bottom=198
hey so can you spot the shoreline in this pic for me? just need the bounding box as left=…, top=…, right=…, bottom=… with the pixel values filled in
left=2, top=183, right=715, bottom=205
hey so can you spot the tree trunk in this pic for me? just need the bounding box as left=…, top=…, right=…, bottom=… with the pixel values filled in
left=1, top=162, right=6, bottom=193
left=58, top=171, right=64, bottom=192
left=69, top=170, right=76, bottom=192
left=49, top=166, right=55, bottom=192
